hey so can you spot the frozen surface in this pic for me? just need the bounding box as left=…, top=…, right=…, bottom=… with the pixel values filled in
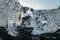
left=23, top=8, right=60, bottom=35
left=0, top=0, right=22, bottom=37
left=0, top=0, right=60, bottom=37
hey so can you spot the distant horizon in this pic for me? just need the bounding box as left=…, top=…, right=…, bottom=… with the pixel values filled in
left=19, top=0, right=60, bottom=10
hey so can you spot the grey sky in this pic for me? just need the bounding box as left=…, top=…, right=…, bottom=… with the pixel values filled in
left=19, top=0, right=60, bottom=9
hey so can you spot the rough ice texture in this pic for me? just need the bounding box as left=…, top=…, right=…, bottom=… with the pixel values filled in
left=0, top=0, right=31, bottom=37
left=0, top=0, right=22, bottom=37
left=0, top=0, right=60, bottom=37
left=23, top=8, right=60, bottom=35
